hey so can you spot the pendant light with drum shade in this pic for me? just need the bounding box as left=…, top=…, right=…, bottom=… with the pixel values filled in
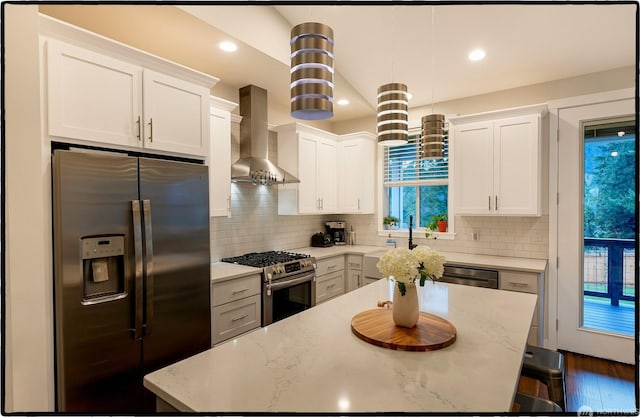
left=377, top=8, right=408, bottom=147
left=290, top=22, right=334, bottom=120
left=421, top=7, right=446, bottom=159
left=377, top=83, right=409, bottom=146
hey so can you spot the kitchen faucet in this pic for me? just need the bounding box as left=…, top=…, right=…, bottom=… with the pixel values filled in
left=408, top=215, right=418, bottom=250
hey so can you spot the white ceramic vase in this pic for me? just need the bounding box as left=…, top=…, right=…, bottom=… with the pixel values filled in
left=392, top=282, right=419, bottom=328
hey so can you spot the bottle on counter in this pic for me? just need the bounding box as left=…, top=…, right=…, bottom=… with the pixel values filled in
left=348, top=226, right=356, bottom=245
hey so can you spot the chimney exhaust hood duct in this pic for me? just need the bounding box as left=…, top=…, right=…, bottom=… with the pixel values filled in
left=231, top=85, right=300, bottom=185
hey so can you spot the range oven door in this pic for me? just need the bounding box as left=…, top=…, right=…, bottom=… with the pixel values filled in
left=263, top=271, right=316, bottom=326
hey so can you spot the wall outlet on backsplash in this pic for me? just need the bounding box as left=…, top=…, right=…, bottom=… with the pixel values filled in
left=472, top=231, right=479, bottom=241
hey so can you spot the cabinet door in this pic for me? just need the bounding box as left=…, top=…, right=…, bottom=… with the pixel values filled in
left=346, top=268, right=361, bottom=292
left=338, top=141, right=362, bottom=213
left=453, top=121, right=494, bottom=214
left=494, top=115, right=540, bottom=215
left=317, top=138, right=338, bottom=212
left=297, top=134, right=319, bottom=213
left=47, top=40, right=142, bottom=147
left=209, top=107, right=231, bottom=217
left=142, top=69, right=209, bottom=156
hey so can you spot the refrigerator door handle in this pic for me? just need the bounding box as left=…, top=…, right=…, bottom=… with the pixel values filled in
left=142, top=199, right=154, bottom=336
left=131, top=200, right=144, bottom=340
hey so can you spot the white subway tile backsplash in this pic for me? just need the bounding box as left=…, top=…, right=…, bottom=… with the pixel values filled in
left=213, top=122, right=548, bottom=262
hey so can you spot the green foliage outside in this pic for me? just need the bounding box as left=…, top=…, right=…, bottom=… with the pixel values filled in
left=584, top=138, right=635, bottom=239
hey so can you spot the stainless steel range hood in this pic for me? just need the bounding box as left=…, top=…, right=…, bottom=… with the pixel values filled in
left=231, top=85, right=300, bottom=185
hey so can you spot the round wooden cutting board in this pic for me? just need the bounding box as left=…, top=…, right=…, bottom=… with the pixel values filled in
left=351, top=308, right=457, bottom=351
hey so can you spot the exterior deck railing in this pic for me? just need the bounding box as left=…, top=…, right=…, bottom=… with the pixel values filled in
left=584, top=238, right=635, bottom=306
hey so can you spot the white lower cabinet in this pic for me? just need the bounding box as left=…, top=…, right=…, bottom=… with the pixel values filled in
left=499, top=269, right=544, bottom=346
left=211, top=274, right=261, bottom=346
left=315, top=256, right=345, bottom=304
left=345, top=254, right=364, bottom=292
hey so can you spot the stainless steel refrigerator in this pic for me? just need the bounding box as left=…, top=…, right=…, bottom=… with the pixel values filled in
left=52, top=149, right=211, bottom=412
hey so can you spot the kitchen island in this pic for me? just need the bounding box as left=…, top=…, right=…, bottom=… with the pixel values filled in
left=144, top=278, right=537, bottom=413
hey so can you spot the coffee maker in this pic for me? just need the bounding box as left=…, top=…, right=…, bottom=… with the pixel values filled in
left=325, top=221, right=347, bottom=245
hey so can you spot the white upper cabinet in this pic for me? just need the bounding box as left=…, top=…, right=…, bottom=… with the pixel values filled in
left=41, top=17, right=217, bottom=158
left=276, top=123, right=376, bottom=215
left=142, top=69, right=210, bottom=156
left=47, top=40, right=143, bottom=148
left=338, top=133, right=376, bottom=214
left=277, top=123, right=338, bottom=214
left=451, top=105, right=547, bottom=216
left=209, top=97, right=239, bottom=218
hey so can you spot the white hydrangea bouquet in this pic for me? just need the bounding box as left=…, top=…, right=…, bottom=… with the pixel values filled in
left=376, top=246, right=446, bottom=296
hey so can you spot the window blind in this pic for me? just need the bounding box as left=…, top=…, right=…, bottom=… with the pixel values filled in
left=383, top=132, right=448, bottom=183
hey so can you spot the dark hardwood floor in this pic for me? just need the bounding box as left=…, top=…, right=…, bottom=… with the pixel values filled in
left=516, top=350, right=638, bottom=413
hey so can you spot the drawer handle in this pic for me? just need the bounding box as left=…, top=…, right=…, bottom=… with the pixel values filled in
left=231, top=314, right=248, bottom=322
left=509, top=282, right=529, bottom=288
left=348, top=263, right=360, bottom=267
left=327, top=283, right=336, bottom=288
left=232, top=288, right=249, bottom=295
left=327, top=265, right=337, bottom=269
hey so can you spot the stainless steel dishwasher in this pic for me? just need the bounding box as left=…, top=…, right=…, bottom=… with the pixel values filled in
left=440, top=264, right=499, bottom=289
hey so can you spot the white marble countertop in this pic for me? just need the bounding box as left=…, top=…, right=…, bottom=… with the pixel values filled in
left=210, top=262, right=261, bottom=283
left=291, top=244, right=390, bottom=259
left=293, top=245, right=548, bottom=273
left=440, top=251, right=548, bottom=273
left=144, top=279, right=537, bottom=413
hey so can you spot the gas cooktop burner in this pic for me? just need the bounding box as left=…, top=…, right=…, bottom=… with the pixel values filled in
left=221, top=251, right=310, bottom=268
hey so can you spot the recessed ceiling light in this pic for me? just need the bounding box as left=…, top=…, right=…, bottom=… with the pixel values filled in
left=219, top=41, right=238, bottom=52
left=468, top=49, right=486, bottom=61
left=407, top=92, right=413, bottom=100
left=337, top=99, right=350, bottom=106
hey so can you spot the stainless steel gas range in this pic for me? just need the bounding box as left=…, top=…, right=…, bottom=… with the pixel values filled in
left=221, top=251, right=316, bottom=326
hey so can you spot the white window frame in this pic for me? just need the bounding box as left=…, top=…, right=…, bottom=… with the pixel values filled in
left=376, top=126, right=455, bottom=240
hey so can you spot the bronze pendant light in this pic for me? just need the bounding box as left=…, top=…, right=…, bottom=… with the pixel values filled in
left=421, top=7, right=446, bottom=159
left=290, top=22, right=334, bottom=120
left=377, top=83, right=409, bottom=146
left=421, top=113, right=446, bottom=159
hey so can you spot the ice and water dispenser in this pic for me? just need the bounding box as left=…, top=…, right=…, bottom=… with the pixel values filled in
left=81, top=235, right=126, bottom=303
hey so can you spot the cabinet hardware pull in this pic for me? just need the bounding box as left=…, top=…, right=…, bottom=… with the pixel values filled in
left=509, top=282, right=529, bottom=288
left=232, top=288, right=248, bottom=295
left=327, top=283, right=336, bottom=288
left=495, top=195, right=498, bottom=210
left=328, top=264, right=336, bottom=269
left=488, top=195, right=491, bottom=211
left=136, top=116, right=141, bottom=141
left=231, top=314, right=248, bottom=322
left=148, top=118, right=153, bottom=142
left=357, top=198, right=360, bottom=210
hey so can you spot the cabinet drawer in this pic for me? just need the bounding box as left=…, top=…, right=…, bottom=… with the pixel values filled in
left=316, top=270, right=345, bottom=304
left=346, top=254, right=363, bottom=270
left=316, top=256, right=345, bottom=276
left=212, top=294, right=261, bottom=345
left=211, top=274, right=261, bottom=307
left=500, top=271, right=538, bottom=294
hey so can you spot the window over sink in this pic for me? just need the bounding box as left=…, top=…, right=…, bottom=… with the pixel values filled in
left=380, top=131, right=453, bottom=237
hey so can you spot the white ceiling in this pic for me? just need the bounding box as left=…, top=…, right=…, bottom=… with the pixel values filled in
left=181, top=4, right=636, bottom=123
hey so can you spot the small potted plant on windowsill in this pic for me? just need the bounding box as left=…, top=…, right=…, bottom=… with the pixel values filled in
left=427, top=214, right=448, bottom=233
left=383, top=215, right=399, bottom=230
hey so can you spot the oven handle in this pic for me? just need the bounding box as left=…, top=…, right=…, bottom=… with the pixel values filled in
left=267, top=272, right=316, bottom=292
